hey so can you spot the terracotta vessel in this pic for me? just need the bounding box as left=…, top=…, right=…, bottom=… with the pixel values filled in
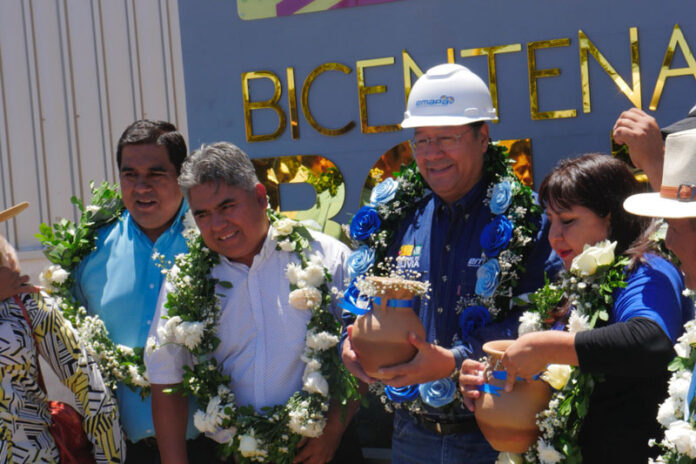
left=350, top=276, right=426, bottom=380
left=474, top=340, right=551, bottom=453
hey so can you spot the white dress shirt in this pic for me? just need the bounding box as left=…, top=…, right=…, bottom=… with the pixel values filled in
left=146, top=228, right=349, bottom=411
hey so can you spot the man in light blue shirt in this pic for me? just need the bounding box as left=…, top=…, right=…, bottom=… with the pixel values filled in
left=73, top=120, right=209, bottom=463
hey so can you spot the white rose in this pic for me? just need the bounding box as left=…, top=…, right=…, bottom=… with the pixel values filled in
left=85, top=204, right=101, bottom=214
left=518, top=311, right=542, bottom=335
left=305, top=330, right=339, bottom=351
left=51, top=267, right=69, bottom=284
left=536, top=438, right=563, bottom=463
left=193, top=410, right=214, bottom=434
left=665, top=421, right=696, bottom=458
left=289, top=287, right=322, bottom=310
left=589, top=240, right=616, bottom=267
left=496, top=452, right=523, bottom=464
left=238, top=434, right=265, bottom=458
left=288, top=409, right=307, bottom=435
left=39, top=265, right=69, bottom=288
left=278, top=239, right=295, bottom=252
left=657, top=396, right=680, bottom=427
left=175, top=321, right=205, bottom=350
left=303, top=359, right=322, bottom=377
left=541, top=364, right=572, bottom=390
left=570, top=241, right=616, bottom=276
left=570, top=251, right=597, bottom=277
left=668, top=371, right=691, bottom=400
left=274, top=218, right=295, bottom=236
left=303, top=371, right=329, bottom=397
left=675, top=342, right=692, bottom=359
left=303, top=264, right=325, bottom=288
left=208, top=426, right=237, bottom=445
left=286, top=263, right=303, bottom=286
left=567, top=311, right=591, bottom=333
left=309, top=252, right=324, bottom=267
left=678, top=321, right=696, bottom=346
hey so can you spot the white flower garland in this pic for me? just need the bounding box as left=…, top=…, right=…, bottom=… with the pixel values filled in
left=151, top=210, right=359, bottom=463
left=651, top=304, right=696, bottom=463
left=512, top=241, right=627, bottom=463
left=36, top=182, right=154, bottom=391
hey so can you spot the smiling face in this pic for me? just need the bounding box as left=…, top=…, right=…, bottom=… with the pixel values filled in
left=547, top=204, right=611, bottom=270
left=666, top=218, right=696, bottom=289
left=119, top=144, right=183, bottom=242
left=189, top=181, right=269, bottom=266
left=412, top=124, right=489, bottom=204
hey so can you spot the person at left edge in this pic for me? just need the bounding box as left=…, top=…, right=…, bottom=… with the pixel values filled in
left=72, top=120, right=213, bottom=463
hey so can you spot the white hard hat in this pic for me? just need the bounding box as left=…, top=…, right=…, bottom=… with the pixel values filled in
left=401, top=63, right=496, bottom=128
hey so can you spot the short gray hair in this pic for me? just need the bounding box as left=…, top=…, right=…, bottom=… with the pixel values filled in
left=178, top=142, right=260, bottom=199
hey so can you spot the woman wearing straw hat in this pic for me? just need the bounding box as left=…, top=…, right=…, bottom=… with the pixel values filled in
left=0, top=202, right=125, bottom=463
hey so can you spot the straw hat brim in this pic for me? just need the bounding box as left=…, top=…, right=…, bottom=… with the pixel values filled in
left=0, top=202, right=29, bottom=223
left=624, top=193, right=696, bottom=219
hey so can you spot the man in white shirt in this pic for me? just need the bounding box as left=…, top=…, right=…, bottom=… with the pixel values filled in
left=146, top=142, right=359, bottom=464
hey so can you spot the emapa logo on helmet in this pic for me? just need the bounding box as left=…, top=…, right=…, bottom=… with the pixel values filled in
left=415, top=95, right=455, bottom=107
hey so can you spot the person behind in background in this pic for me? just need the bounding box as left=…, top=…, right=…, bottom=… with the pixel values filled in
left=146, top=142, right=361, bottom=464
left=460, top=154, right=692, bottom=462
left=613, top=104, right=696, bottom=285
left=72, top=120, right=208, bottom=462
left=340, top=63, right=561, bottom=464
left=0, top=202, right=125, bottom=463
left=0, top=202, right=39, bottom=300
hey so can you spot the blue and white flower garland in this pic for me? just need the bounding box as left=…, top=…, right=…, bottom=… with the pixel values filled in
left=344, top=144, right=542, bottom=416
left=149, top=209, right=360, bottom=464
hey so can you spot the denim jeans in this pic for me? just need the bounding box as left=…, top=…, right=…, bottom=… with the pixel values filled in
left=391, top=410, right=498, bottom=464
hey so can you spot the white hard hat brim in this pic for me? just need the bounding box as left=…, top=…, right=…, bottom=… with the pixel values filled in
left=624, top=193, right=696, bottom=219
left=400, top=114, right=496, bottom=129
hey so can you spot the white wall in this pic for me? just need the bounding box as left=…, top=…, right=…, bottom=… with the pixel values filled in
left=0, top=0, right=188, bottom=281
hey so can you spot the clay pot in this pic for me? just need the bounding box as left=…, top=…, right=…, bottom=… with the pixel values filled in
left=350, top=276, right=426, bottom=380
left=474, top=340, right=551, bottom=453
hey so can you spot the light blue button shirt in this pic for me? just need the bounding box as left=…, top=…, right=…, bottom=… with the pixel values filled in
left=73, top=201, right=199, bottom=442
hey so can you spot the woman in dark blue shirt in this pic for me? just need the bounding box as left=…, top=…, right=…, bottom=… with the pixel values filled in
left=460, top=153, right=693, bottom=462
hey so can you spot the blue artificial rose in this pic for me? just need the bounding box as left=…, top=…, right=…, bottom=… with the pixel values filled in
left=340, top=280, right=371, bottom=315
left=350, top=206, right=381, bottom=241
left=479, top=215, right=513, bottom=258
left=459, top=305, right=492, bottom=340
left=418, top=378, right=457, bottom=408
left=475, top=259, right=500, bottom=298
left=385, top=384, right=420, bottom=403
left=370, top=177, right=399, bottom=206
left=346, top=245, right=375, bottom=280
left=490, top=180, right=513, bottom=215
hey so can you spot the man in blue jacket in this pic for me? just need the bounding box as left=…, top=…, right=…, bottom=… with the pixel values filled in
left=341, top=64, right=560, bottom=464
